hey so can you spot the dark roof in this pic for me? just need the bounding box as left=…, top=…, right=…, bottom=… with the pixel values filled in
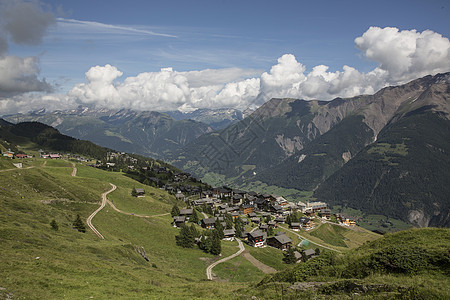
left=248, top=212, right=257, bottom=217
left=299, top=217, right=311, bottom=224
left=290, top=222, right=300, bottom=227
left=247, top=191, right=258, bottom=196
left=179, top=208, right=194, bottom=215
left=173, top=216, right=186, bottom=222
left=275, top=231, right=286, bottom=236
left=241, top=204, right=254, bottom=209
left=270, top=234, right=292, bottom=245
left=136, top=188, right=145, bottom=194
left=304, top=249, right=316, bottom=256
left=223, top=229, right=236, bottom=236
left=259, top=224, right=269, bottom=229
left=202, top=218, right=216, bottom=224
left=249, top=229, right=265, bottom=238
left=320, top=209, right=331, bottom=214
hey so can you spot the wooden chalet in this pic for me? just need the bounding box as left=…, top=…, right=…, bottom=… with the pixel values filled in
left=248, top=230, right=266, bottom=247
left=201, top=218, right=216, bottom=229
left=135, top=188, right=145, bottom=197
left=223, top=229, right=236, bottom=241
left=299, top=217, right=313, bottom=230
left=172, top=216, right=186, bottom=228
left=290, top=222, right=301, bottom=231
left=231, top=211, right=240, bottom=220
left=319, top=209, right=331, bottom=220
left=240, top=204, right=255, bottom=215
left=250, top=217, right=261, bottom=224
left=179, top=208, right=194, bottom=218
left=274, top=216, right=285, bottom=224
left=267, top=234, right=292, bottom=250
left=259, top=224, right=269, bottom=231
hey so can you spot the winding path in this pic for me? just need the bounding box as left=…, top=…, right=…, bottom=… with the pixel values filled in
left=70, top=162, right=77, bottom=177
left=280, top=225, right=342, bottom=253
left=86, top=183, right=116, bottom=239
left=242, top=251, right=277, bottom=274
left=206, top=238, right=245, bottom=280
left=106, top=198, right=170, bottom=218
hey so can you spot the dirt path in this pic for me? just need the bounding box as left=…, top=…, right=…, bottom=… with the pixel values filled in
left=86, top=183, right=117, bottom=239
left=70, top=162, right=77, bottom=177
left=106, top=199, right=170, bottom=219
left=0, top=166, right=34, bottom=172
left=242, top=251, right=277, bottom=274
left=206, top=238, right=245, bottom=280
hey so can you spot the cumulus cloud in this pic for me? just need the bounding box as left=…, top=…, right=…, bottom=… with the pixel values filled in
left=0, top=0, right=54, bottom=98
left=2, top=26, right=449, bottom=115
left=355, top=26, right=450, bottom=84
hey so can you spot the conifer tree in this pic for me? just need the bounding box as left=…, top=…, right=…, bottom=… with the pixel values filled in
left=131, top=187, right=137, bottom=197
left=73, top=214, right=86, bottom=233
left=225, top=213, right=233, bottom=229
left=198, top=231, right=212, bottom=253
left=267, top=226, right=274, bottom=236
left=210, top=230, right=222, bottom=255
left=171, top=204, right=180, bottom=217
left=215, top=219, right=224, bottom=239
left=175, top=224, right=195, bottom=248
left=283, top=247, right=297, bottom=264
left=190, top=210, right=199, bottom=224
left=234, top=217, right=243, bottom=237
left=50, top=219, right=58, bottom=231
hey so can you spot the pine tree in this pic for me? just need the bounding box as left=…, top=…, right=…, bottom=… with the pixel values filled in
left=225, top=213, right=233, bottom=229
left=175, top=224, right=195, bottom=248
left=234, top=217, right=243, bottom=237
left=267, top=226, right=274, bottom=236
left=73, top=214, right=86, bottom=233
left=286, top=214, right=292, bottom=226
left=50, top=219, right=58, bottom=231
left=131, top=187, right=137, bottom=197
left=283, top=247, right=297, bottom=264
left=190, top=210, right=199, bottom=224
left=198, top=231, right=212, bottom=253
left=215, top=219, right=224, bottom=239
left=171, top=204, right=180, bottom=217
left=210, top=230, right=222, bottom=255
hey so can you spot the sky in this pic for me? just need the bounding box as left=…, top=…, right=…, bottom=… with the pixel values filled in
left=1, top=0, right=449, bottom=115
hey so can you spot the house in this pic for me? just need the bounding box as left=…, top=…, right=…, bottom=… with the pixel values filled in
left=267, top=220, right=277, bottom=227
left=231, top=211, right=240, bottom=220
left=267, top=234, right=292, bottom=250
left=232, top=194, right=243, bottom=205
left=135, top=188, right=145, bottom=197
left=270, top=204, right=283, bottom=214
left=175, top=192, right=185, bottom=201
left=223, top=229, right=236, bottom=241
left=259, top=224, right=269, bottom=231
left=240, top=204, right=255, bottom=215
left=248, top=230, right=266, bottom=247
left=15, top=154, right=29, bottom=159
left=172, top=216, right=186, bottom=227
left=274, top=216, right=285, bottom=224
left=335, top=214, right=356, bottom=226
left=290, top=222, right=301, bottom=231
left=299, top=217, right=314, bottom=230
left=250, top=217, right=261, bottom=224
left=49, top=154, right=60, bottom=159
left=201, top=218, right=216, bottom=229
left=319, top=209, right=331, bottom=220
left=241, top=230, right=249, bottom=240
left=305, top=201, right=327, bottom=213
left=304, top=248, right=316, bottom=259
left=2, top=151, right=14, bottom=158
left=241, top=218, right=249, bottom=225
left=179, top=208, right=194, bottom=218
left=248, top=212, right=257, bottom=218
left=202, top=190, right=214, bottom=198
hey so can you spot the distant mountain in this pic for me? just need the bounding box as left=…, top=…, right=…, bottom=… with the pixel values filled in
left=4, top=107, right=213, bottom=160
left=164, top=108, right=246, bottom=130
left=172, top=73, right=450, bottom=227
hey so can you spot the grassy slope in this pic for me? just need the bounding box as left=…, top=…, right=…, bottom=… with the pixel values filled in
left=0, top=158, right=250, bottom=299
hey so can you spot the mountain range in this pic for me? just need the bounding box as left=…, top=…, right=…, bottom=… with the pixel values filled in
left=3, top=73, right=449, bottom=228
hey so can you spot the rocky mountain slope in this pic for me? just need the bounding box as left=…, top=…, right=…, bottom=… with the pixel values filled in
left=172, top=73, right=450, bottom=227
left=164, top=108, right=247, bottom=130
left=3, top=107, right=212, bottom=159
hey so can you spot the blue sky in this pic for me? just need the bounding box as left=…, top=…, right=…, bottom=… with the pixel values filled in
left=1, top=0, right=450, bottom=114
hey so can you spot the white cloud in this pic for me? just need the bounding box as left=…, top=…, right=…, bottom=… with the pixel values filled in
left=2, top=26, right=449, bottom=115
left=355, top=26, right=450, bottom=84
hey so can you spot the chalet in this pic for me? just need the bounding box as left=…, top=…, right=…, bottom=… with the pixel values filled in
left=248, top=230, right=266, bottom=247
left=250, top=217, right=261, bottom=224
left=267, top=220, right=277, bottom=228
left=305, top=201, right=327, bottom=212
left=213, top=187, right=232, bottom=199
left=247, top=191, right=258, bottom=198
left=49, top=154, right=61, bottom=159
left=255, top=198, right=267, bottom=210
left=232, top=194, right=243, bottom=205
left=270, top=204, right=283, bottom=214
left=276, top=196, right=288, bottom=206
left=223, top=229, right=236, bottom=241
left=299, top=217, right=314, bottom=230
left=248, top=212, right=257, bottom=218
left=231, top=211, right=240, bottom=220
left=172, top=216, right=186, bottom=227
left=233, top=189, right=246, bottom=198
left=267, top=234, right=292, bottom=250
left=241, top=230, right=249, bottom=240
left=319, top=209, right=331, bottom=220
left=241, top=218, right=249, bottom=225
left=192, top=198, right=214, bottom=206
left=2, top=151, right=14, bottom=158
left=179, top=209, right=194, bottom=218
left=304, top=208, right=315, bottom=217
left=135, top=188, right=145, bottom=197
left=240, top=204, right=255, bottom=215
left=201, top=218, right=216, bottom=229
left=259, top=224, right=269, bottom=231
left=15, top=154, right=29, bottom=159
left=274, top=216, right=285, bottom=224
left=175, top=192, right=185, bottom=201
left=202, top=190, right=214, bottom=198
left=304, top=248, right=316, bottom=259
left=290, top=222, right=301, bottom=231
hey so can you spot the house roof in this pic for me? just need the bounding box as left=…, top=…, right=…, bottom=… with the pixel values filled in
left=173, top=216, right=186, bottom=222
left=271, top=234, right=292, bottom=245
left=179, top=208, right=194, bottom=215
left=136, top=188, right=145, bottom=194
left=249, top=230, right=265, bottom=238
left=259, top=224, right=269, bottom=229
left=291, top=222, right=301, bottom=227
left=223, top=229, right=236, bottom=236
left=304, top=249, right=316, bottom=256
left=202, top=218, right=216, bottom=224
